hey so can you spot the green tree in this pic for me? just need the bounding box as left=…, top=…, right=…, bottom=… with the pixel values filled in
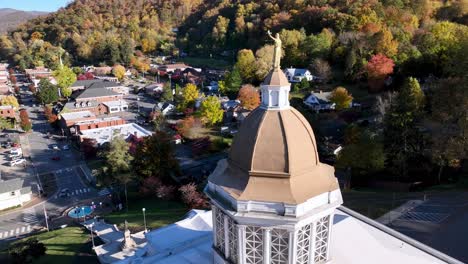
left=303, top=28, right=334, bottom=59
left=224, top=67, right=242, bottom=94
left=212, top=16, right=230, bottom=48
left=132, top=132, right=179, bottom=181
left=329, top=87, right=353, bottom=110
left=295, top=78, right=310, bottom=92
left=200, top=96, right=223, bottom=126
left=53, top=66, right=76, bottom=98
left=9, top=238, right=46, bottom=264
left=161, top=83, right=173, bottom=102
left=400, top=77, right=425, bottom=112
left=37, top=79, right=59, bottom=104
left=112, top=64, right=126, bottom=81
left=235, top=49, right=256, bottom=83
left=218, top=80, right=227, bottom=95
left=106, top=136, right=134, bottom=211
left=336, top=131, right=385, bottom=188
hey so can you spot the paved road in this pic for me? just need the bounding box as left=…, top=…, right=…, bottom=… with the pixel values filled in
left=388, top=192, right=468, bottom=263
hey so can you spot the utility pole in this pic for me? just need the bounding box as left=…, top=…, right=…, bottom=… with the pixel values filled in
left=43, top=204, right=49, bottom=232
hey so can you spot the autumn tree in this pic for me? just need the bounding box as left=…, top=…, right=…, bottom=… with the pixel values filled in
left=180, top=83, right=199, bottom=110
left=179, top=183, right=209, bottom=209
left=235, top=49, right=256, bottom=83
left=1, top=95, right=19, bottom=109
left=53, top=66, right=76, bottom=98
left=112, top=64, right=126, bottom=81
left=200, top=96, right=223, bottom=126
left=37, top=79, right=59, bottom=104
left=373, top=27, right=398, bottom=58
left=212, top=16, right=230, bottom=48
left=19, top=109, right=32, bottom=132
left=366, top=54, right=394, bottom=92
left=237, top=84, right=260, bottom=110
left=43, top=105, right=58, bottom=124
left=254, top=45, right=274, bottom=81
left=329, top=87, right=353, bottom=110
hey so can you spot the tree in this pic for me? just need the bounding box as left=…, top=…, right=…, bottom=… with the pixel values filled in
left=399, top=77, right=425, bottom=112
left=160, top=83, right=173, bottom=102
left=43, top=105, right=58, bottom=124
left=179, top=183, right=209, bottom=209
left=235, top=49, right=256, bottom=83
left=81, top=138, right=97, bottom=159
left=295, top=77, right=310, bottom=92
left=9, top=238, right=46, bottom=264
left=237, top=84, right=260, bottom=110
left=14, top=85, right=20, bottom=94
left=180, top=83, right=199, bottom=110
left=132, top=132, right=179, bottom=181
left=19, top=109, right=32, bottom=132
left=140, top=176, right=176, bottom=200
left=373, top=27, right=399, bottom=58
left=1, top=95, right=19, bottom=109
left=106, top=136, right=134, bottom=211
left=224, top=66, right=242, bottom=94
left=37, top=79, right=59, bottom=104
left=112, top=64, right=126, bottom=81
left=218, top=80, right=227, bottom=95
left=254, top=45, right=274, bottom=81
left=366, top=54, right=394, bottom=92
left=212, top=16, right=230, bottom=48
left=177, top=116, right=195, bottom=138
left=200, top=96, right=223, bottom=126
left=329, top=87, right=353, bottom=110
left=336, top=131, right=385, bottom=188
left=53, top=66, right=76, bottom=98
left=310, top=58, right=332, bottom=82
left=0, top=116, right=12, bottom=130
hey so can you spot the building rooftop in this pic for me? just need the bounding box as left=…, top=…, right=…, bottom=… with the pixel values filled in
left=0, top=178, right=24, bottom=194
left=60, top=111, right=96, bottom=121
left=74, top=86, right=121, bottom=99
left=74, top=116, right=123, bottom=126
left=113, top=208, right=461, bottom=264
left=80, top=123, right=152, bottom=145
left=102, top=100, right=128, bottom=108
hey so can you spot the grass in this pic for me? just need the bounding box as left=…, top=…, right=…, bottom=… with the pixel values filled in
left=180, top=56, right=232, bottom=70
left=104, top=193, right=188, bottom=231
left=0, top=226, right=99, bottom=264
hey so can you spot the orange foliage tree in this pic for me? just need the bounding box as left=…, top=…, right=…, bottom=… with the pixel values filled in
left=366, top=54, right=394, bottom=92
left=237, top=84, right=260, bottom=110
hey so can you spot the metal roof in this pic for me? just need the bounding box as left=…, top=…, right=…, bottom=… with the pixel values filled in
left=0, top=178, right=24, bottom=194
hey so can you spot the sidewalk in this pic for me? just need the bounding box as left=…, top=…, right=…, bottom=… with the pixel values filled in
left=377, top=200, right=424, bottom=225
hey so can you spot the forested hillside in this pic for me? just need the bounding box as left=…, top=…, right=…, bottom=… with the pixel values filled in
left=0, top=0, right=466, bottom=81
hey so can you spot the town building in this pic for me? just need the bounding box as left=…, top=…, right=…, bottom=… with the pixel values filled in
left=90, top=33, right=462, bottom=264
left=156, top=102, right=175, bottom=116
left=59, top=111, right=97, bottom=128
left=65, top=85, right=128, bottom=115
left=74, top=116, right=126, bottom=134
left=303, top=91, right=335, bottom=111
left=145, top=83, right=164, bottom=96
left=0, top=64, right=9, bottom=86
left=0, top=179, right=32, bottom=210
left=79, top=123, right=152, bottom=145
left=71, top=80, right=129, bottom=94
left=25, top=67, right=57, bottom=87
left=284, top=67, right=314, bottom=83
left=0, top=105, right=17, bottom=120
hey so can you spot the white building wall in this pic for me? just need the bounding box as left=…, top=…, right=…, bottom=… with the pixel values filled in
left=0, top=190, right=27, bottom=210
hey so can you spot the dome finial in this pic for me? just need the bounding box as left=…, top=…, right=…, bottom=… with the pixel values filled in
left=267, top=30, right=282, bottom=70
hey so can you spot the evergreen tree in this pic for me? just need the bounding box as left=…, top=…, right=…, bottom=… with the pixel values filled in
left=225, top=67, right=242, bottom=95
left=37, top=79, right=59, bottom=104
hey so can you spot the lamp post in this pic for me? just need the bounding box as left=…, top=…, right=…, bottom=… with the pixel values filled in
left=142, top=208, right=147, bottom=233
left=90, top=222, right=95, bottom=249
left=137, top=97, right=140, bottom=113
left=82, top=207, right=85, bottom=223
left=99, top=202, right=102, bottom=208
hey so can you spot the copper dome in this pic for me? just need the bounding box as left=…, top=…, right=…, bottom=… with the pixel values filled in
left=209, top=107, right=339, bottom=205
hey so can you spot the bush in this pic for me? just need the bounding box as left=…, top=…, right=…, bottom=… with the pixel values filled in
left=139, top=176, right=176, bottom=200
left=9, top=238, right=46, bottom=264
left=179, top=183, right=209, bottom=209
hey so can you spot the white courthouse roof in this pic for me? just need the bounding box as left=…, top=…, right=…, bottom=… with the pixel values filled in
left=113, top=208, right=461, bottom=264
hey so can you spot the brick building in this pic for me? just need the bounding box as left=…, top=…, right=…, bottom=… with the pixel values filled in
left=0, top=106, right=16, bottom=120
left=71, top=80, right=129, bottom=94
left=74, top=116, right=125, bottom=134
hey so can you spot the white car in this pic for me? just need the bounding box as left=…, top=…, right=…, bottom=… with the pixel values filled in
left=52, top=145, right=60, bottom=151
left=9, top=148, right=22, bottom=155
left=62, top=145, right=70, bottom=150
left=9, top=153, right=22, bottom=160
left=9, top=158, right=26, bottom=167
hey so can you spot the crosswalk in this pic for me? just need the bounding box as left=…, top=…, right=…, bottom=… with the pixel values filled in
left=70, top=188, right=92, bottom=196
left=398, top=211, right=449, bottom=224
left=22, top=208, right=40, bottom=225
left=0, top=225, right=32, bottom=239
left=98, top=188, right=111, bottom=196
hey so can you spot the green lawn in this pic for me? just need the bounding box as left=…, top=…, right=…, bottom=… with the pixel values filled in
left=1, top=227, right=98, bottom=264
left=181, top=56, right=232, bottom=69
left=104, top=193, right=188, bottom=231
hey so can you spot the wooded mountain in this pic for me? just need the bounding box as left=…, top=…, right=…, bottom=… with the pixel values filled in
left=0, top=8, right=48, bottom=34
left=0, top=0, right=466, bottom=80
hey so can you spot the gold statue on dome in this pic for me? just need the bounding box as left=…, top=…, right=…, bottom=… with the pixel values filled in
left=267, top=30, right=282, bottom=70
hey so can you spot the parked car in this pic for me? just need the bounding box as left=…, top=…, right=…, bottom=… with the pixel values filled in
left=8, top=153, right=22, bottom=160
left=51, top=156, right=61, bottom=161
left=9, top=159, right=26, bottom=167
left=9, top=148, right=22, bottom=155
left=51, top=145, right=59, bottom=151
left=62, top=145, right=70, bottom=150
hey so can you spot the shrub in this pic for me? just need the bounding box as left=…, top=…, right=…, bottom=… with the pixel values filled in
left=179, top=183, right=209, bottom=209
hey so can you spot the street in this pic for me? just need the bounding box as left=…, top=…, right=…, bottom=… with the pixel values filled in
left=0, top=80, right=100, bottom=242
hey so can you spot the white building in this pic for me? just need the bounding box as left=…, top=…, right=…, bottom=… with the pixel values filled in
left=284, top=68, right=314, bottom=83
left=92, top=36, right=462, bottom=264
left=0, top=179, right=32, bottom=210
left=80, top=123, right=152, bottom=145
left=303, top=91, right=335, bottom=111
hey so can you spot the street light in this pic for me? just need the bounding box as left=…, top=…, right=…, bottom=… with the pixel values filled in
left=142, top=208, right=147, bottom=233
left=99, top=202, right=102, bottom=208
left=82, top=207, right=85, bottom=223
left=90, top=222, right=95, bottom=249
left=137, top=97, right=140, bottom=113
